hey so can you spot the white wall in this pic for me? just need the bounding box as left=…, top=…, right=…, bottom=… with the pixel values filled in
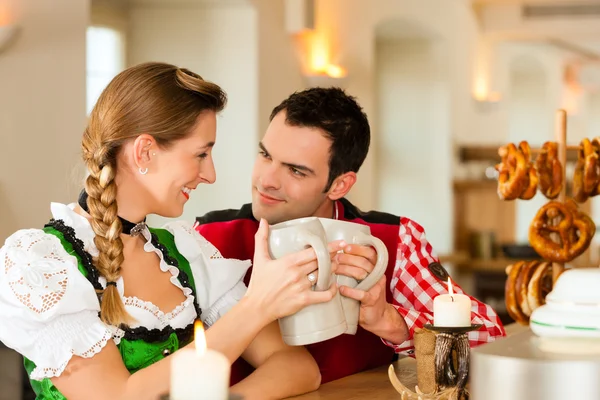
left=507, top=54, right=551, bottom=243
left=310, top=0, right=478, bottom=254
left=127, top=1, right=258, bottom=225
left=0, top=0, right=89, bottom=242
left=252, top=0, right=304, bottom=138
left=376, top=38, right=451, bottom=252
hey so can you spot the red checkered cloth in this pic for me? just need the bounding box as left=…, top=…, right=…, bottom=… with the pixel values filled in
left=383, top=217, right=506, bottom=354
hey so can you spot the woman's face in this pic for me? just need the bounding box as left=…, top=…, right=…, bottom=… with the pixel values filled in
left=133, top=110, right=217, bottom=218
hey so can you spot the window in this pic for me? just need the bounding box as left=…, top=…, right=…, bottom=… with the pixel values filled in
left=86, top=26, right=125, bottom=115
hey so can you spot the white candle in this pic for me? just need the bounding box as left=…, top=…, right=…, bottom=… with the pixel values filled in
left=171, top=321, right=230, bottom=400
left=433, top=278, right=472, bottom=327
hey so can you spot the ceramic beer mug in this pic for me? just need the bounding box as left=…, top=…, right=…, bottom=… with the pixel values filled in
left=319, top=218, right=388, bottom=335
left=268, top=217, right=347, bottom=346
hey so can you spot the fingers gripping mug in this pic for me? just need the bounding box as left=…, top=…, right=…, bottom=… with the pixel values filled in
left=319, top=218, right=389, bottom=335
left=268, top=217, right=347, bottom=345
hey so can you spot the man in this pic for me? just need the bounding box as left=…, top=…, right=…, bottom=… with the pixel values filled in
left=196, top=87, right=505, bottom=384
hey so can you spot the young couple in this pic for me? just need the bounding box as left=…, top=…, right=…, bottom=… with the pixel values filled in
left=0, top=62, right=504, bottom=400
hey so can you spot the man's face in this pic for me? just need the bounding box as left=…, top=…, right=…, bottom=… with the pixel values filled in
left=251, top=111, right=333, bottom=224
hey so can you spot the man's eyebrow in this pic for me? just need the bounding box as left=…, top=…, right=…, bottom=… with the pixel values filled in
left=283, top=162, right=315, bottom=175
left=259, top=142, right=315, bottom=175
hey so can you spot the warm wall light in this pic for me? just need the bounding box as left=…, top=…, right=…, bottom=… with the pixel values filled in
left=302, top=33, right=348, bottom=87
left=0, top=25, right=19, bottom=55
left=310, top=34, right=328, bottom=72
left=472, top=38, right=501, bottom=111
left=324, top=64, right=346, bottom=79
left=472, top=73, right=501, bottom=112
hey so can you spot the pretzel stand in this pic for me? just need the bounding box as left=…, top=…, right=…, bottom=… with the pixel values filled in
left=553, top=110, right=567, bottom=284
left=470, top=110, right=600, bottom=400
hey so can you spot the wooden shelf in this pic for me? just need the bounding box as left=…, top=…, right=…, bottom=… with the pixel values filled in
left=439, top=252, right=538, bottom=272
left=455, top=258, right=537, bottom=272
left=453, top=179, right=497, bottom=191
left=458, top=145, right=579, bottom=163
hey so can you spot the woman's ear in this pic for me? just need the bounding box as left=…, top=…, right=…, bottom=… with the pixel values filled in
left=132, top=134, right=157, bottom=169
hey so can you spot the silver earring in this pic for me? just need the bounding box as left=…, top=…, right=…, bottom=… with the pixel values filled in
left=152, top=152, right=156, bottom=156
left=139, top=167, right=148, bottom=175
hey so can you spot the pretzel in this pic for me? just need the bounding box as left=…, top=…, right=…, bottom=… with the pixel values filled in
left=526, top=261, right=554, bottom=311
left=567, top=198, right=596, bottom=247
left=505, top=261, right=529, bottom=324
left=582, top=138, right=600, bottom=194
left=518, top=141, right=538, bottom=200
left=573, top=138, right=599, bottom=202
left=515, top=260, right=539, bottom=316
left=496, top=143, right=529, bottom=200
left=590, top=137, right=600, bottom=196
left=573, top=152, right=588, bottom=203
left=535, top=141, right=563, bottom=199
left=505, top=260, right=559, bottom=325
left=529, top=200, right=595, bottom=263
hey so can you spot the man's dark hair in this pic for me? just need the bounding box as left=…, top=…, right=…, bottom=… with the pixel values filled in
left=269, top=87, right=370, bottom=191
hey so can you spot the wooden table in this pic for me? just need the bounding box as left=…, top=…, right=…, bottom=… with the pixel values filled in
left=287, top=323, right=527, bottom=399
left=287, top=357, right=416, bottom=400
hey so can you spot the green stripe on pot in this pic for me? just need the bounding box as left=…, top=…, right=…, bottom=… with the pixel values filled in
left=531, top=320, right=600, bottom=331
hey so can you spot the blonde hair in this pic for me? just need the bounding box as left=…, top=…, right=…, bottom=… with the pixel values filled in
left=81, top=62, right=226, bottom=326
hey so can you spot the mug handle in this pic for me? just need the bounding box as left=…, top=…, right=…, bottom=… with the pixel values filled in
left=352, top=233, right=388, bottom=292
left=297, top=231, right=332, bottom=291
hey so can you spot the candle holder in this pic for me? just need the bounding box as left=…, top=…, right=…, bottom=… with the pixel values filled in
left=388, top=324, right=482, bottom=400
left=424, top=323, right=482, bottom=399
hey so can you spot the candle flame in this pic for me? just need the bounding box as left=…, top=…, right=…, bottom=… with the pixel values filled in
left=195, top=320, right=206, bottom=357
left=447, top=277, right=454, bottom=296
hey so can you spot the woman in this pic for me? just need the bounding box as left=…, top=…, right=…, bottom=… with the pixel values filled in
left=0, top=62, right=337, bottom=400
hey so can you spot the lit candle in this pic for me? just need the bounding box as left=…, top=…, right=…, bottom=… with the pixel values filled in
left=170, top=321, right=230, bottom=400
left=433, top=278, right=472, bottom=327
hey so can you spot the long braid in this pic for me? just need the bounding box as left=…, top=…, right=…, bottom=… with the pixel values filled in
left=82, top=132, right=131, bottom=326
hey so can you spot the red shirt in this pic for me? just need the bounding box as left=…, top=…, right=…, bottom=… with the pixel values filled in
left=196, top=198, right=505, bottom=384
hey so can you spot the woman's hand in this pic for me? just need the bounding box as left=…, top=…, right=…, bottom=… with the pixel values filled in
left=246, top=219, right=338, bottom=322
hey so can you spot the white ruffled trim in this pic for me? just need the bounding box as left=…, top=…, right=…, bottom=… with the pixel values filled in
left=29, top=310, right=114, bottom=380
left=140, top=228, right=193, bottom=299
left=201, top=280, right=247, bottom=328
left=123, top=295, right=195, bottom=329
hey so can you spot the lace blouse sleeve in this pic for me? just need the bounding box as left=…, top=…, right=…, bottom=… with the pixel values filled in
left=0, top=229, right=115, bottom=380
left=162, top=221, right=251, bottom=327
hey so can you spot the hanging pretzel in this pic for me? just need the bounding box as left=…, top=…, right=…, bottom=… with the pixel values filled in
left=496, top=143, right=528, bottom=200
left=582, top=138, right=600, bottom=194
left=526, top=261, right=554, bottom=311
left=518, top=141, right=538, bottom=200
left=505, top=260, right=555, bottom=326
left=573, top=149, right=588, bottom=203
left=573, top=138, right=599, bottom=202
left=505, top=261, right=529, bottom=325
left=590, top=137, right=600, bottom=196
left=529, top=200, right=595, bottom=263
left=535, top=141, right=563, bottom=199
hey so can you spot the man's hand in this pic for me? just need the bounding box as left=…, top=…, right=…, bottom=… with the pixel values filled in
left=336, top=242, right=409, bottom=344
left=334, top=242, right=377, bottom=281
left=339, top=275, right=388, bottom=329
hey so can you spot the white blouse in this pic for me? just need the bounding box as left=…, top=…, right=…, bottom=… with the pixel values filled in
left=0, top=202, right=251, bottom=381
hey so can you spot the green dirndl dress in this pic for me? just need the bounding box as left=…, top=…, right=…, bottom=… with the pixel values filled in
left=23, top=219, right=201, bottom=400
